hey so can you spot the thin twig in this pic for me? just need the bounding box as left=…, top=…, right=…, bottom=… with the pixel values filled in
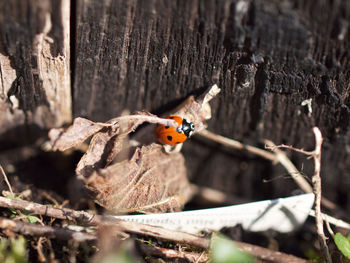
left=108, top=114, right=179, bottom=129
left=0, top=165, right=14, bottom=196
left=270, top=144, right=314, bottom=155
left=273, top=128, right=331, bottom=263
left=34, top=237, right=47, bottom=262
left=0, top=196, right=98, bottom=224
left=79, top=114, right=179, bottom=129
left=266, top=140, right=338, bottom=210
left=109, top=217, right=210, bottom=249
left=307, top=209, right=350, bottom=230
left=0, top=217, right=96, bottom=242
left=190, top=184, right=249, bottom=205
left=195, top=251, right=206, bottom=263
left=198, top=129, right=277, bottom=162
left=310, top=127, right=332, bottom=263
left=139, top=243, right=209, bottom=263
left=324, top=217, right=335, bottom=237
left=265, top=140, right=313, bottom=194
left=0, top=196, right=209, bottom=249
left=199, top=129, right=337, bottom=210
left=45, top=238, right=57, bottom=262
left=235, top=241, right=310, bottom=263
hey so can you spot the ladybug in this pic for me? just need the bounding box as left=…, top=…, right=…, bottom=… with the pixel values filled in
left=155, top=116, right=195, bottom=146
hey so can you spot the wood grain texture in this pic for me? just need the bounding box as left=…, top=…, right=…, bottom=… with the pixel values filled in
left=74, top=0, right=226, bottom=120
left=73, top=0, right=350, bottom=206
left=0, top=0, right=71, bottom=148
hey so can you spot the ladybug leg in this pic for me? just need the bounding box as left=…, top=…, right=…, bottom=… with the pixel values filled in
left=176, top=126, right=183, bottom=133
left=163, top=143, right=183, bottom=154
left=172, top=143, right=183, bottom=153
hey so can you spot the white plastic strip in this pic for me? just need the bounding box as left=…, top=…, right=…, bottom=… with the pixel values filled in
left=115, top=194, right=315, bottom=234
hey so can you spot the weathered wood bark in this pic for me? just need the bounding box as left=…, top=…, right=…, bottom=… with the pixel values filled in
left=73, top=0, right=350, bottom=209
left=1, top=0, right=350, bottom=211
left=0, top=0, right=71, bottom=149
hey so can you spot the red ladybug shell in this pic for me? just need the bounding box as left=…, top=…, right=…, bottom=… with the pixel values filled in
left=155, top=116, right=193, bottom=146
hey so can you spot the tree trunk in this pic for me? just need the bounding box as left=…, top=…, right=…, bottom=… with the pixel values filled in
left=0, top=0, right=71, bottom=149
left=1, top=0, right=350, bottom=209
left=73, top=0, right=350, bottom=209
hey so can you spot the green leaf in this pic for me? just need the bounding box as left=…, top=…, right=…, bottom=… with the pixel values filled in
left=9, top=208, right=17, bottom=214
left=26, top=216, right=39, bottom=223
left=97, top=244, right=139, bottom=263
left=0, top=236, right=28, bottom=263
left=210, top=234, right=254, bottom=263
left=10, top=236, right=27, bottom=263
left=304, top=248, right=325, bottom=262
left=346, top=232, right=350, bottom=242
left=334, top=232, right=350, bottom=259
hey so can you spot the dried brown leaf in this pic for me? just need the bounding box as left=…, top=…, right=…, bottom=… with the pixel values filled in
left=84, top=144, right=192, bottom=213
left=168, top=84, right=221, bottom=133
left=76, top=130, right=123, bottom=180
left=49, top=112, right=177, bottom=153
left=48, top=87, right=220, bottom=213
left=49, top=117, right=111, bottom=151
left=73, top=112, right=178, bottom=178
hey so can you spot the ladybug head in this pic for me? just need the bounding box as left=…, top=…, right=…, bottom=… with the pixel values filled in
left=181, top=118, right=195, bottom=137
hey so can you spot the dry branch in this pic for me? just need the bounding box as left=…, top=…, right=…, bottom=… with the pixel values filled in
left=198, top=129, right=276, bottom=161
left=0, top=196, right=209, bottom=249
left=114, top=217, right=210, bottom=249
left=0, top=165, right=14, bottom=196
left=139, top=243, right=209, bottom=263
left=270, top=127, right=331, bottom=263
left=310, top=127, right=332, bottom=263
left=0, top=197, right=314, bottom=263
left=0, top=196, right=313, bottom=262
left=264, top=140, right=313, bottom=194
left=190, top=184, right=249, bottom=205
left=0, top=218, right=95, bottom=242
left=0, top=196, right=98, bottom=224
left=308, top=209, right=350, bottom=230
left=199, top=129, right=337, bottom=211
left=235, top=241, right=310, bottom=263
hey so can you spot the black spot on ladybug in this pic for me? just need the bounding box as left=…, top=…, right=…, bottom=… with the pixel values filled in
left=169, top=116, right=174, bottom=119
left=167, top=135, right=173, bottom=141
left=165, top=126, right=169, bottom=129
